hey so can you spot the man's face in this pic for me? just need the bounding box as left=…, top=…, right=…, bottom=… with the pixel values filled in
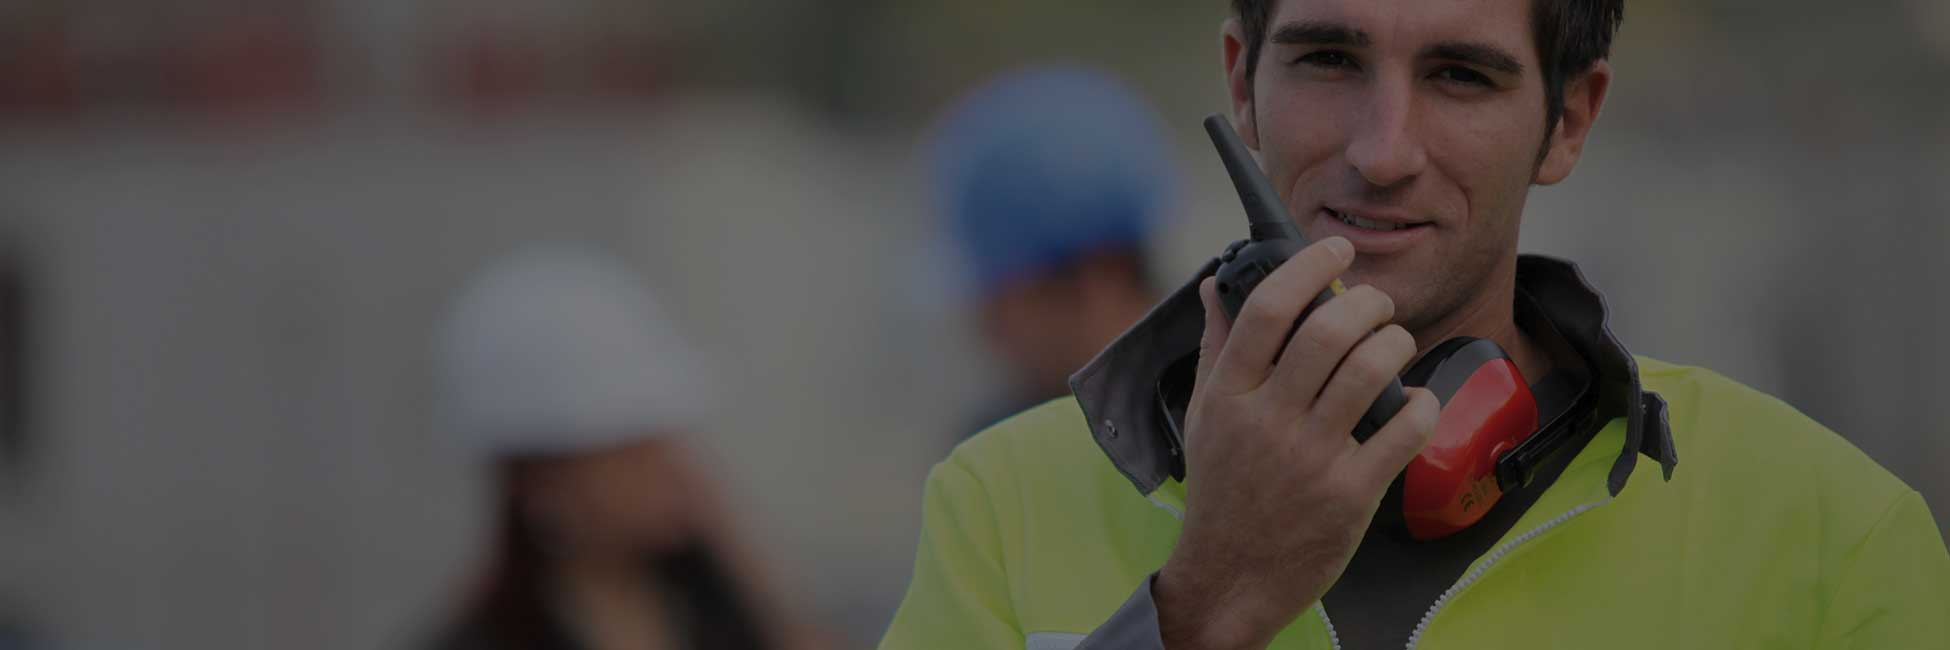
left=1225, top=0, right=1571, bottom=334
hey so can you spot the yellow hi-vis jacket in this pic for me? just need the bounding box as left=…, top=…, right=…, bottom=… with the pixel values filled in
left=882, top=257, right=1950, bottom=649
left=883, top=363, right=1950, bottom=648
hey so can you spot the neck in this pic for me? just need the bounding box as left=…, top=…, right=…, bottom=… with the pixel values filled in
left=1410, top=257, right=1553, bottom=383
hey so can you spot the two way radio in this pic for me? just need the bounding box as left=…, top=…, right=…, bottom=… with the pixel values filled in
left=1204, top=114, right=1409, bottom=443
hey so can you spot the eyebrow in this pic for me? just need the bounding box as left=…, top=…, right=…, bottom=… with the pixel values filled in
left=1269, top=20, right=1371, bottom=47
left=1426, top=42, right=1525, bottom=76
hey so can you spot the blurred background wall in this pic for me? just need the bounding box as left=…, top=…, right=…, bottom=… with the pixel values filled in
left=0, top=0, right=1945, bottom=647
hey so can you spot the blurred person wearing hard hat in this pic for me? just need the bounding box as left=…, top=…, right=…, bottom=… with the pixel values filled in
left=929, top=65, right=1179, bottom=435
left=429, top=245, right=815, bottom=650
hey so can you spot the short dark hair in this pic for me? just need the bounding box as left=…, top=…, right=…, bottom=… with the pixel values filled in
left=1230, top=0, right=1623, bottom=139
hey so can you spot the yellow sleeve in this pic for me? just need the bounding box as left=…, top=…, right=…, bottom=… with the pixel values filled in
left=1816, top=490, right=1950, bottom=648
left=879, top=457, right=1023, bottom=649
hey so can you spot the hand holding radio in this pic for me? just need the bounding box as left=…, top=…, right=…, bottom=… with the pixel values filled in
left=1153, top=116, right=1441, bottom=649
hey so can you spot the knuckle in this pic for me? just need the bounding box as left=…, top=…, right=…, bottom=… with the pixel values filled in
left=1381, top=324, right=1414, bottom=347
left=1343, top=350, right=1393, bottom=386
left=1323, top=472, right=1369, bottom=504
left=1295, top=316, right=1356, bottom=356
left=1251, top=384, right=1299, bottom=417
left=1240, top=292, right=1291, bottom=328
left=1348, top=285, right=1395, bottom=323
left=1390, top=390, right=1440, bottom=436
left=1377, top=326, right=1417, bottom=363
left=1308, top=298, right=1367, bottom=339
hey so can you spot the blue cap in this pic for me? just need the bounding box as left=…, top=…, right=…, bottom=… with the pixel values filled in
left=931, top=65, right=1178, bottom=298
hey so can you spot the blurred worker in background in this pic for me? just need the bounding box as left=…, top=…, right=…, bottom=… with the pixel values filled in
left=430, top=244, right=815, bottom=650
left=930, top=66, right=1179, bottom=434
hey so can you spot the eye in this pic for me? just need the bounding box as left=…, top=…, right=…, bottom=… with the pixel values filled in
left=1295, top=50, right=1358, bottom=70
left=1433, top=65, right=1494, bottom=87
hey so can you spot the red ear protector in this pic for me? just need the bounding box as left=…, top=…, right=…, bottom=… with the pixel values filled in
left=1396, top=338, right=1537, bottom=540
left=1179, top=115, right=1565, bottom=541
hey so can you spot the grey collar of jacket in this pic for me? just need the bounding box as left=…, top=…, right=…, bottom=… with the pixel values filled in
left=1068, top=254, right=1679, bottom=498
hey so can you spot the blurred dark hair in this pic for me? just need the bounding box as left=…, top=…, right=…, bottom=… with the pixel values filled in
left=450, top=458, right=551, bottom=648
left=440, top=457, right=771, bottom=650
left=1228, top=0, right=1624, bottom=140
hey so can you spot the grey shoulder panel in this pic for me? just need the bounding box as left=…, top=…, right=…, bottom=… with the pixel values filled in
left=1073, top=573, right=1168, bottom=650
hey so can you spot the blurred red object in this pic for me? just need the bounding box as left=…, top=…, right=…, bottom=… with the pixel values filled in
left=0, top=27, right=81, bottom=117
left=590, top=35, right=667, bottom=103
left=163, top=12, right=321, bottom=117
left=439, top=29, right=547, bottom=116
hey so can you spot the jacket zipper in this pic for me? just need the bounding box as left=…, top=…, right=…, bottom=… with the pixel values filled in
left=1403, top=497, right=1611, bottom=649
left=1317, top=606, right=1342, bottom=650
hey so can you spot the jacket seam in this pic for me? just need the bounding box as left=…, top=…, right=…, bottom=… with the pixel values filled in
left=1816, top=489, right=1922, bottom=629
left=939, top=453, right=1022, bottom=631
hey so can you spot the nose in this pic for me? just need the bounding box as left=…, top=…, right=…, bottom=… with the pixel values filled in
left=1344, top=83, right=1428, bottom=188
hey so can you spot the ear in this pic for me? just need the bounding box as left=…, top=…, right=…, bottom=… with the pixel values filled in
left=1534, top=60, right=1611, bottom=186
left=1221, top=18, right=1261, bottom=149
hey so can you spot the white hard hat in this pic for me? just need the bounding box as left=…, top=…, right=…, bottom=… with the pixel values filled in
left=435, top=243, right=715, bottom=457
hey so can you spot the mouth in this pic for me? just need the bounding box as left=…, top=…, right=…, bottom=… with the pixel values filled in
left=1315, top=206, right=1435, bottom=255
left=1324, top=207, right=1428, bottom=232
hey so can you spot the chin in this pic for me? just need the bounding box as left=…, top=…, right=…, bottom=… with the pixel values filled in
left=1344, top=256, right=1440, bottom=325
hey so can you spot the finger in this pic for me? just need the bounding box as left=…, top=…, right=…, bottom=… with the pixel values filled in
left=1270, top=285, right=1396, bottom=406
left=1192, top=276, right=1233, bottom=402
left=1211, top=236, right=1354, bottom=390
left=1302, top=324, right=1416, bottom=443
left=1350, top=386, right=1441, bottom=489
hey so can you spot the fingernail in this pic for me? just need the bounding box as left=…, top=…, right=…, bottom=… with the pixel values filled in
left=1325, top=237, right=1354, bottom=262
